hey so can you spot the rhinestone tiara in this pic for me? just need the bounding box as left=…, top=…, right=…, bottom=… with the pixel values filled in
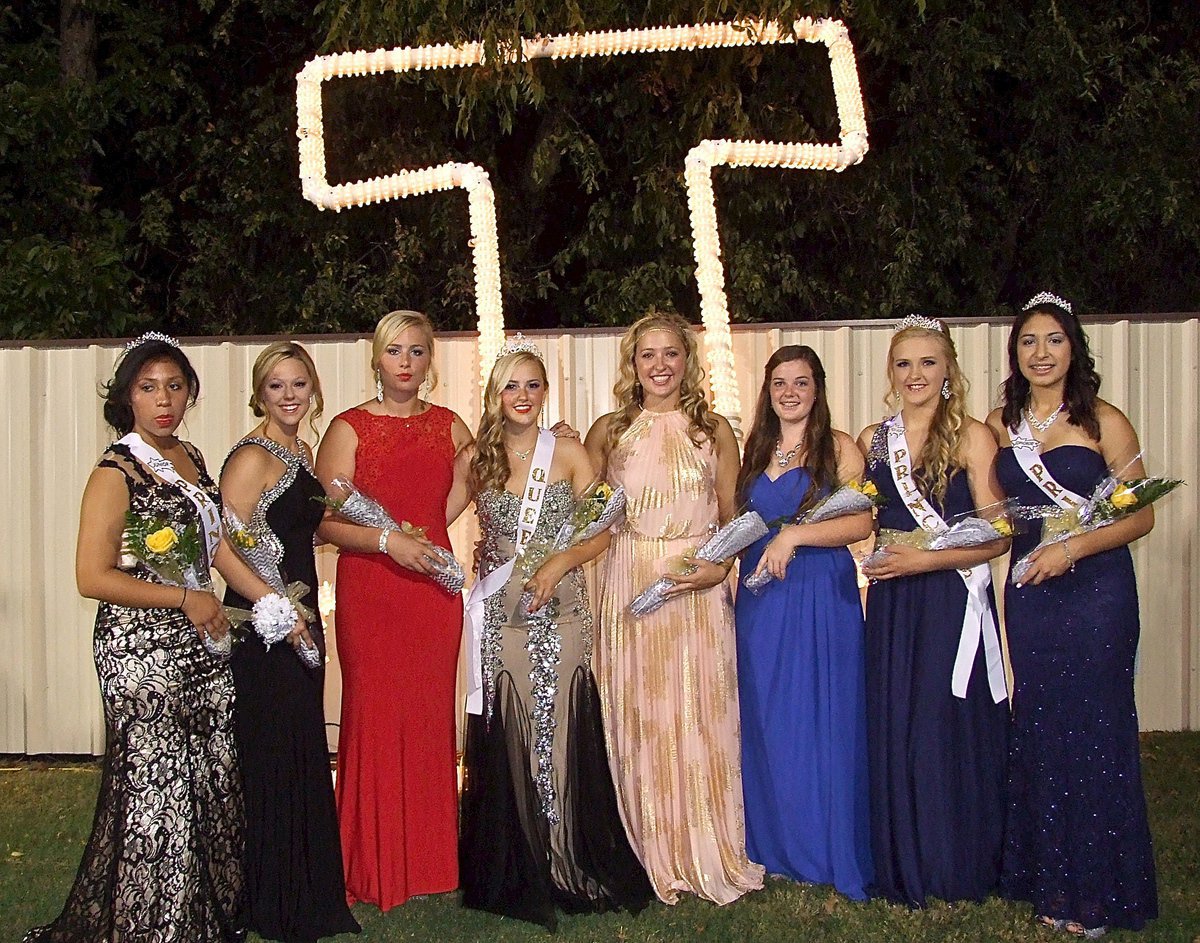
left=894, top=313, right=945, bottom=334
left=1022, top=291, right=1073, bottom=315
left=496, top=332, right=543, bottom=361
left=124, top=331, right=180, bottom=352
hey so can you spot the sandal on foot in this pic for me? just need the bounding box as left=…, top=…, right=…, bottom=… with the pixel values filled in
left=1063, top=922, right=1106, bottom=939
left=1036, top=915, right=1068, bottom=931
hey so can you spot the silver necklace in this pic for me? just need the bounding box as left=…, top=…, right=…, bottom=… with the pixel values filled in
left=774, top=441, right=802, bottom=468
left=507, top=442, right=534, bottom=461
left=1025, top=403, right=1066, bottom=433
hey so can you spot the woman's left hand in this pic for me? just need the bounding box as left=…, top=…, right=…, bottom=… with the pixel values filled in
left=860, top=543, right=935, bottom=581
left=662, top=558, right=731, bottom=597
left=524, top=558, right=569, bottom=612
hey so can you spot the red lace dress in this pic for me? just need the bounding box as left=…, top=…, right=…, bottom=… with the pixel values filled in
left=333, top=405, right=463, bottom=910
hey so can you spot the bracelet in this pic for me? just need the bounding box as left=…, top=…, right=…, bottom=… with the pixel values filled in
left=378, top=528, right=392, bottom=554
left=1062, top=539, right=1076, bottom=572
left=179, top=587, right=188, bottom=609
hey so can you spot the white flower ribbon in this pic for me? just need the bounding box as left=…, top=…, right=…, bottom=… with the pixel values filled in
left=885, top=420, right=1007, bottom=704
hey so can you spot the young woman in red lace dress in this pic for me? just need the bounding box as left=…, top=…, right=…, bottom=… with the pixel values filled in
left=316, top=311, right=472, bottom=911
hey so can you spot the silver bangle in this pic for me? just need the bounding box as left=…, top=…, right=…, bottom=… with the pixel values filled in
left=378, top=528, right=392, bottom=554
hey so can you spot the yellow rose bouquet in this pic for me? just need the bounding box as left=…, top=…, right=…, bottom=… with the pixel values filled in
left=122, top=511, right=252, bottom=657
left=745, top=479, right=886, bottom=594
left=1010, top=473, right=1184, bottom=584
left=316, top=475, right=465, bottom=594
left=861, top=499, right=1017, bottom=572
left=223, top=508, right=321, bottom=669
left=511, top=480, right=626, bottom=619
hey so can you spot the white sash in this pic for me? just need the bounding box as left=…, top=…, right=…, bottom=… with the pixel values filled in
left=885, top=420, right=1007, bottom=704
left=1008, top=416, right=1086, bottom=510
left=118, top=432, right=222, bottom=573
left=463, top=429, right=556, bottom=715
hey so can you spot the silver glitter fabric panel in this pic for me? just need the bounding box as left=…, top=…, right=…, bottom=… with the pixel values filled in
left=476, top=480, right=592, bottom=824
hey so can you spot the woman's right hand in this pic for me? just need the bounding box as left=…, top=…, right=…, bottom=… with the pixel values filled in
left=385, top=530, right=443, bottom=577
left=754, top=527, right=801, bottom=581
left=181, top=589, right=230, bottom=641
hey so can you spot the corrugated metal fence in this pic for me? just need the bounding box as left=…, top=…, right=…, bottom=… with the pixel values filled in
left=2, top=316, right=1196, bottom=754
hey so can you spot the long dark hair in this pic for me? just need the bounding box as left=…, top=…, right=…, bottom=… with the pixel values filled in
left=736, top=345, right=838, bottom=517
left=999, top=301, right=1102, bottom=440
left=102, top=340, right=200, bottom=435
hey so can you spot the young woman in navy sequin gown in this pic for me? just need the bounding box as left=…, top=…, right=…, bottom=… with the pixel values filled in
left=987, top=294, right=1157, bottom=937
left=734, top=345, right=873, bottom=900
left=857, top=318, right=1010, bottom=908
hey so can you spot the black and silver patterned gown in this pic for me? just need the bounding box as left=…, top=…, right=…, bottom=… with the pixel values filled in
left=458, top=481, right=651, bottom=930
left=220, top=437, right=359, bottom=943
left=26, top=441, right=246, bottom=943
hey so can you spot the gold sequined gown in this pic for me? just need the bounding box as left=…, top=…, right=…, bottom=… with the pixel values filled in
left=596, top=409, right=765, bottom=905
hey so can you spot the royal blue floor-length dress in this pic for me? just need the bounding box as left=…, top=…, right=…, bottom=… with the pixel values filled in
left=735, top=468, right=873, bottom=900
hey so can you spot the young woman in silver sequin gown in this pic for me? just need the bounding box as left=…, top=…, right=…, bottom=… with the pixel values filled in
left=450, top=349, right=650, bottom=930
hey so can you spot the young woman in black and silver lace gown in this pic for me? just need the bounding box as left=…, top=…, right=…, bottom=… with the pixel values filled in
left=220, top=342, right=359, bottom=943
left=27, top=335, right=304, bottom=943
left=448, top=345, right=651, bottom=930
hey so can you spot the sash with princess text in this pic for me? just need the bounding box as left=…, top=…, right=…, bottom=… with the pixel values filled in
left=885, top=420, right=1007, bottom=704
left=1008, top=415, right=1086, bottom=510
left=464, top=429, right=557, bottom=715
left=119, top=432, right=222, bottom=570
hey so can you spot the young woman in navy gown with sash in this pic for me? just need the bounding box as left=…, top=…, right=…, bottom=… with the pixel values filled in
left=857, top=316, right=1010, bottom=908
left=987, top=293, right=1157, bottom=937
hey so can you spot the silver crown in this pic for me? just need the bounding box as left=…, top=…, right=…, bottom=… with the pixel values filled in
left=496, top=332, right=543, bottom=361
left=1022, top=291, right=1072, bottom=315
left=894, top=314, right=945, bottom=334
left=124, top=331, right=180, bottom=352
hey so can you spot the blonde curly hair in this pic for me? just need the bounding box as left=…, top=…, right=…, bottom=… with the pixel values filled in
left=884, top=323, right=969, bottom=504
left=469, top=351, right=548, bottom=497
left=606, top=311, right=718, bottom=455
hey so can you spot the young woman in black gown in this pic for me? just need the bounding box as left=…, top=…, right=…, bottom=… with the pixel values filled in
left=221, top=341, right=360, bottom=942
left=987, top=294, right=1157, bottom=937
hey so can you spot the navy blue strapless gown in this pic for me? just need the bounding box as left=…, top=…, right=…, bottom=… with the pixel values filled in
left=864, top=459, right=1009, bottom=907
left=996, top=445, right=1157, bottom=931
left=735, top=469, right=873, bottom=900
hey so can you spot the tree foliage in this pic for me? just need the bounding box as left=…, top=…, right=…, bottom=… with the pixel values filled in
left=1, top=0, right=1197, bottom=339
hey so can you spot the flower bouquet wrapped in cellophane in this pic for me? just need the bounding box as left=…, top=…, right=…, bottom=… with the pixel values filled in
left=629, top=511, right=769, bottom=618
left=122, top=511, right=251, bottom=660
left=511, top=481, right=626, bottom=619
left=744, top=479, right=884, bottom=595
left=317, top=475, right=465, bottom=594
left=861, top=500, right=1016, bottom=571
left=224, top=508, right=321, bottom=668
left=1010, top=472, right=1183, bottom=585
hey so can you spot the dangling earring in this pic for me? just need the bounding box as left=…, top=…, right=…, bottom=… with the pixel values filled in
left=941, top=378, right=951, bottom=400
left=375, top=370, right=384, bottom=403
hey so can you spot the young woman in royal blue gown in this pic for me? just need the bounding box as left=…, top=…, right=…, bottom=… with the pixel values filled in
left=987, top=293, right=1157, bottom=938
left=734, top=345, right=874, bottom=900
left=857, top=316, right=1010, bottom=908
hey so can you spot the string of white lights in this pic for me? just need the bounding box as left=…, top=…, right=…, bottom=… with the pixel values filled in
left=295, top=18, right=869, bottom=403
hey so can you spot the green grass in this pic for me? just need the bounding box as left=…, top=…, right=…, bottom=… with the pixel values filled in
left=4, top=733, right=1198, bottom=942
